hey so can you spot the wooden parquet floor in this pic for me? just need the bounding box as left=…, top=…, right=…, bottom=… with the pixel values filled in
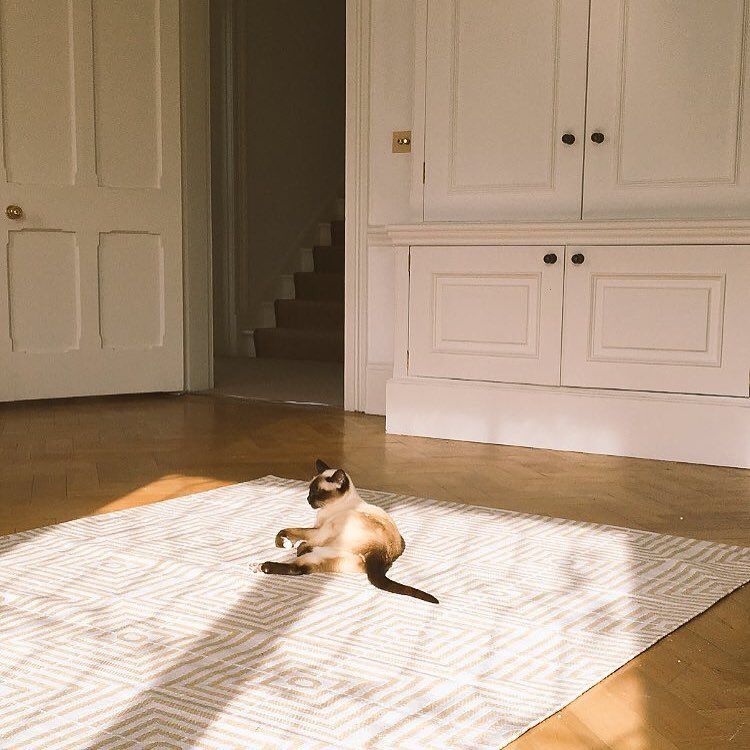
left=1, top=393, right=748, bottom=749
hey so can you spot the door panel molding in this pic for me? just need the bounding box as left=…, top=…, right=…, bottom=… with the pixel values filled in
left=7, top=229, right=80, bottom=353
left=98, top=231, right=165, bottom=350
left=0, top=0, right=77, bottom=186
left=584, top=0, right=750, bottom=217
left=92, top=0, right=163, bottom=189
left=588, top=274, right=724, bottom=366
left=562, top=244, right=750, bottom=396
left=446, top=0, right=562, bottom=192
left=423, top=0, right=590, bottom=221
left=409, top=245, right=564, bottom=385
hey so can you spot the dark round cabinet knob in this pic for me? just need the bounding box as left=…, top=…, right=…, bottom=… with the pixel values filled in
left=561, top=133, right=575, bottom=145
left=571, top=253, right=585, bottom=265
left=543, top=253, right=557, bottom=264
left=591, top=132, right=605, bottom=144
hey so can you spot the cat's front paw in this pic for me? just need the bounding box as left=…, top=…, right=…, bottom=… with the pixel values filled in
left=275, top=530, right=294, bottom=548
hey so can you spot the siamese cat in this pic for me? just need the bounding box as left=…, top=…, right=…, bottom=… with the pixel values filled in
left=251, top=460, right=438, bottom=604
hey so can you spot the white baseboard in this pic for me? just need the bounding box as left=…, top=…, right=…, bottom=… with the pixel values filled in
left=386, top=377, right=750, bottom=468
left=365, top=362, right=393, bottom=415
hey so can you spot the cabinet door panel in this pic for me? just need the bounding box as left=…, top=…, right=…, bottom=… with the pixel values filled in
left=584, top=0, right=750, bottom=219
left=562, top=246, right=750, bottom=396
left=409, top=246, right=564, bottom=385
left=423, top=0, right=589, bottom=221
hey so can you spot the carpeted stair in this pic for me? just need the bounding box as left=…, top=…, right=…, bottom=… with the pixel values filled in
left=253, top=219, right=344, bottom=362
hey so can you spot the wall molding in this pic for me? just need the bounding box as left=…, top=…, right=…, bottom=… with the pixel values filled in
left=180, top=0, right=213, bottom=391
left=382, top=219, right=750, bottom=246
left=345, top=0, right=371, bottom=412
left=211, top=0, right=239, bottom=356
left=365, top=361, right=393, bottom=415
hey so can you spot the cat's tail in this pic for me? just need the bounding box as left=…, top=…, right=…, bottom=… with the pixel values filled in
left=364, top=552, right=439, bottom=604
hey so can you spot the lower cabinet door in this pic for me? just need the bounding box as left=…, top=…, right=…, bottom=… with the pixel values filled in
left=408, top=246, right=564, bottom=385
left=562, top=245, right=750, bottom=396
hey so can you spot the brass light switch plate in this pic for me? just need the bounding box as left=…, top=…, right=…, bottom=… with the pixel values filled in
left=392, top=130, right=412, bottom=153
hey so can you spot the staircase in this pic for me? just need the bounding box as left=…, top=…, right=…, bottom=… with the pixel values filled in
left=253, top=219, right=344, bottom=362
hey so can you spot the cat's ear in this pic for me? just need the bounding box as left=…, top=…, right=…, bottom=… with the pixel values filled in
left=315, top=459, right=330, bottom=474
left=330, top=469, right=346, bottom=484
left=330, top=469, right=348, bottom=488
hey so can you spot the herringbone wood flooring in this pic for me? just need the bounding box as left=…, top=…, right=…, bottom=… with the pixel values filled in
left=1, top=393, right=748, bottom=749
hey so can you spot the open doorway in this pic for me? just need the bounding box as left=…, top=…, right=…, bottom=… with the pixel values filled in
left=209, top=1, right=346, bottom=407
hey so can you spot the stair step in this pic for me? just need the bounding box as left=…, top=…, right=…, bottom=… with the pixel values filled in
left=253, top=327, right=343, bottom=362
left=300, top=247, right=315, bottom=272
left=318, top=222, right=332, bottom=246
left=275, top=299, right=344, bottom=330
left=313, top=245, right=345, bottom=273
left=277, top=274, right=295, bottom=299
left=294, top=271, right=344, bottom=301
left=330, top=220, right=345, bottom=247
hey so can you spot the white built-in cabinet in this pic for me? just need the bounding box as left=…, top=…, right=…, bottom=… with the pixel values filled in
left=408, top=245, right=750, bottom=398
left=423, top=0, right=750, bottom=222
left=387, top=0, right=750, bottom=467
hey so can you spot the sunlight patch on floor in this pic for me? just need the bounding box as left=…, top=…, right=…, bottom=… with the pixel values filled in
left=93, top=474, right=229, bottom=514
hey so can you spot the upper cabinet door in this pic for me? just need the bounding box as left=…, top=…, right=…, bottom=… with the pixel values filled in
left=423, top=0, right=590, bottom=222
left=584, top=0, right=750, bottom=220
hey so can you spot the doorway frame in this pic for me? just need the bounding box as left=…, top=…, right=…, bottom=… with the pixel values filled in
left=180, top=0, right=369, bottom=411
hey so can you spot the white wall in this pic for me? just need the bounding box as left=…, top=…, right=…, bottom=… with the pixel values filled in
left=365, top=0, right=418, bottom=413
left=212, top=0, right=346, bottom=351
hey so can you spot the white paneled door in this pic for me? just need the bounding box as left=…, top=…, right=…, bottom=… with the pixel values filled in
left=584, top=0, right=750, bottom=219
left=562, top=245, right=750, bottom=396
left=409, top=246, right=565, bottom=385
left=0, top=0, right=183, bottom=402
left=423, top=0, right=590, bottom=221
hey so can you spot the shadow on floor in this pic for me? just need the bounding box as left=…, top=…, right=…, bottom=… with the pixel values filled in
left=212, top=356, right=343, bottom=408
left=82, top=571, right=331, bottom=748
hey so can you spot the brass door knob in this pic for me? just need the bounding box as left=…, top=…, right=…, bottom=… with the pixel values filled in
left=6, top=205, right=24, bottom=220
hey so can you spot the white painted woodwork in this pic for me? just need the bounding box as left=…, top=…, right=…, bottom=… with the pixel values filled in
left=423, top=0, right=589, bottom=221
left=93, top=0, right=161, bottom=188
left=98, top=233, right=165, bottom=350
left=386, top=377, right=750, bottom=469
left=392, top=246, right=411, bottom=379
left=584, top=0, right=750, bottom=219
left=0, top=0, right=75, bottom=186
left=381, top=219, right=750, bottom=247
left=562, top=245, right=750, bottom=397
left=181, top=0, right=213, bottom=393
left=408, top=246, right=564, bottom=385
left=0, top=0, right=183, bottom=402
left=8, top=231, right=80, bottom=353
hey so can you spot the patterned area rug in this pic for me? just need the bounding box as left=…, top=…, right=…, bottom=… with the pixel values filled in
left=1, top=476, right=749, bottom=749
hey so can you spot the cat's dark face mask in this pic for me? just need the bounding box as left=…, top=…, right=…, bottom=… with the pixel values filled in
left=307, top=481, right=328, bottom=509
left=308, top=460, right=349, bottom=508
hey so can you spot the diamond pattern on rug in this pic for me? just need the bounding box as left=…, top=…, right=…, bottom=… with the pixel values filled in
left=1, top=476, right=748, bottom=749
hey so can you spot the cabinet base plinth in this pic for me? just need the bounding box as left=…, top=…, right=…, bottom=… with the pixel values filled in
left=386, top=377, right=750, bottom=468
